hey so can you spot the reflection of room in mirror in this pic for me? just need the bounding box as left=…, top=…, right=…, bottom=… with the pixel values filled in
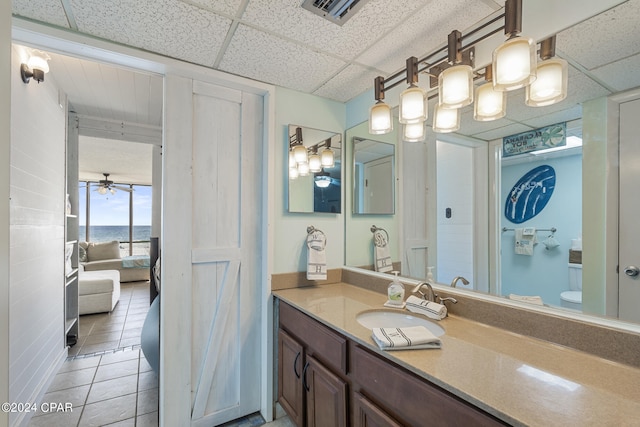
left=353, top=137, right=395, bottom=215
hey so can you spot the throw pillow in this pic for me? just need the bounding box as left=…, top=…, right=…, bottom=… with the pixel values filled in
left=86, top=240, right=121, bottom=261
left=78, top=245, right=88, bottom=263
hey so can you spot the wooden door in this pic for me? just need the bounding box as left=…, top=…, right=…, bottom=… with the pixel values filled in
left=619, top=98, right=640, bottom=322
left=353, top=393, right=402, bottom=427
left=305, top=356, right=347, bottom=427
left=163, top=76, right=264, bottom=426
left=278, top=330, right=305, bottom=427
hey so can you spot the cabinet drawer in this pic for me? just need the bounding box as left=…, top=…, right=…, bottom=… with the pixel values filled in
left=351, top=345, right=507, bottom=427
left=279, top=301, right=347, bottom=375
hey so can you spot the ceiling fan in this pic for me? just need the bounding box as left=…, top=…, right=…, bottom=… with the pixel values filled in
left=92, top=173, right=133, bottom=195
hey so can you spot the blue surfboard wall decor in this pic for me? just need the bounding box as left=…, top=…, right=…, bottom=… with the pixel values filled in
left=505, top=165, right=556, bottom=224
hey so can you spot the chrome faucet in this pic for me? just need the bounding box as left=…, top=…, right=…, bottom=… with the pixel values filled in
left=437, top=296, right=458, bottom=316
left=411, top=282, right=436, bottom=302
left=450, top=276, right=470, bottom=288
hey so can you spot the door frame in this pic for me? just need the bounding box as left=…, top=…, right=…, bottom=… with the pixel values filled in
left=11, top=18, right=276, bottom=425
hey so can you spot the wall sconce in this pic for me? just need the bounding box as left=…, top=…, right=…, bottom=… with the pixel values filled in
left=492, top=0, right=536, bottom=91
left=399, top=57, right=428, bottom=124
left=369, top=76, right=393, bottom=134
left=320, top=140, right=335, bottom=168
left=433, top=104, right=460, bottom=133
left=20, top=51, right=50, bottom=84
left=291, top=127, right=308, bottom=164
left=439, top=30, right=474, bottom=109
left=474, top=65, right=507, bottom=121
left=526, top=36, right=568, bottom=107
left=308, top=147, right=322, bottom=173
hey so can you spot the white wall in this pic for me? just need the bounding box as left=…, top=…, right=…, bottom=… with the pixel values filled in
left=274, top=87, right=345, bottom=274
left=9, top=44, right=67, bottom=426
left=1, top=2, right=11, bottom=426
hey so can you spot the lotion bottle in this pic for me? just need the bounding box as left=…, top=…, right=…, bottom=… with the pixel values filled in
left=427, top=266, right=435, bottom=284
left=387, top=271, right=405, bottom=306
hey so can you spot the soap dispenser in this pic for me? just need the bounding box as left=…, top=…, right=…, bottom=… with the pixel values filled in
left=385, top=271, right=406, bottom=308
left=427, top=266, right=435, bottom=284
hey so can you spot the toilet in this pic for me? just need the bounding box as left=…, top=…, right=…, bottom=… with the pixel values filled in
left=560, top=263, right=582, bottom=310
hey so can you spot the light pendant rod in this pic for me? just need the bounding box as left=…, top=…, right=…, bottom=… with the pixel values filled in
left=539, top=36, right=556, bottom=60
left=505, top=0, right=522, bottom=38
left=448, top=30, right=462, bottom=64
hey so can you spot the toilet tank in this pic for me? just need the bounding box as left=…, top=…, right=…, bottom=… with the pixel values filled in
left=568, top=263, right=582, bottom=291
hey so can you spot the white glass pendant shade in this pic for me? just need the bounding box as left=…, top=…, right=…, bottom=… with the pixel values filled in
left=289, top=151, right=296, bottom=168
left=308, top=153, right=322, bottom=173
left=97, top=186, right=108, bottom=195
left=525, top=58, right=568, bottom=107
left=403, top=122, right=425, bottom=142
left=315, top=175, right=331, bottom=188
left=289, top=167, right=299, bottom=179
left=492, top=36, right=537, bottom=91
left=369, top=101, right=393, bottom=134
left=399, top=85, right=427, bottom=124
left=298, top=162, right=310, bottom=176
left=27, top=55, right=50, bottom=74
left=438, top=65, right=473, bottom=108
left=292, top=144, right=308, bottom=164
left=320, top=147, right=334, bottom=168
left=433, top=104, right=460, bottom=133
left=474, top=82, right=506, bottom=121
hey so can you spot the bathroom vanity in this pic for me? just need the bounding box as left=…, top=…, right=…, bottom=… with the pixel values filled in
left=273, top=282, right=640, bottom=426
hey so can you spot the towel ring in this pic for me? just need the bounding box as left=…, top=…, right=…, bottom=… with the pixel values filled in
left=307, top=225, right=326, bottom=251
left=371, top=225, right=389, bottom=247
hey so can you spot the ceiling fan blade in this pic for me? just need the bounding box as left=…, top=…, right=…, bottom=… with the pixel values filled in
left=112, top=185, right=134, bottom=192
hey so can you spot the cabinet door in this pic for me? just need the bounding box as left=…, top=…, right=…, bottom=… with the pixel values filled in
left=354, top=393, right=402, bottom=427
left=305, top=355, right=348, bottom=427
left=278, top=330, right=305, bottom=426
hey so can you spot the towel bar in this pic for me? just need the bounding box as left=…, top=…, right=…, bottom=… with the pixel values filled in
left=502, top=227, right=557, bottom=233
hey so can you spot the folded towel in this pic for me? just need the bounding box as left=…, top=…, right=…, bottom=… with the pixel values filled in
left=307, top=232, right=327, bottom=280
left=508, top=294, right=544, bottom=306
left=405, top=295, right=447, bottom=320
left=373, top=230, right=392, bottom=272
left=515, top=227, right=537, bottom=256
left=372, top=326, right=441, bottom=350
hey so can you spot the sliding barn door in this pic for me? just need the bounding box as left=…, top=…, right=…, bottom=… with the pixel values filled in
left=162, top=75, right=263, bottom=426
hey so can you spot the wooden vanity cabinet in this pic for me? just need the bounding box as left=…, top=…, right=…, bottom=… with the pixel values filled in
left=278, top=301, right=348, bottom=427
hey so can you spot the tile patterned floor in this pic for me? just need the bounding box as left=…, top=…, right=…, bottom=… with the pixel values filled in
left=70, top=281, right=152, bottom=357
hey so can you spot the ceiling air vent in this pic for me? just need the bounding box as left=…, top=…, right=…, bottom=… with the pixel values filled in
left=301, top=0, right=370, bottom=26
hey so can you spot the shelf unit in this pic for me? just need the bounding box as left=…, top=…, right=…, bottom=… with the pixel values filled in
left=64, top=113, right=80, bottom=347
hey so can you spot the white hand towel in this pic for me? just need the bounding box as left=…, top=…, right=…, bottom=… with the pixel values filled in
left=515, top=227, right=537, bottom=256
left=372, top=326, right=441, bottom=350
left=307, top=232, right=327, bottom=280
left=373, top=230, right=392, bottom=272
left=405, top=295, right=447, bottom=320
left=508, top=294, right=544, bottom=306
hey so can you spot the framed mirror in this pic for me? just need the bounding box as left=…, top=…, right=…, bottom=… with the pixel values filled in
left=287, top=125, right=342, bottom=214
left=352, top=137, right=395, bottom=215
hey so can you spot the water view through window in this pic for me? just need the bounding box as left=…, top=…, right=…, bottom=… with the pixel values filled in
left=79, top=182, right=152, bottom=257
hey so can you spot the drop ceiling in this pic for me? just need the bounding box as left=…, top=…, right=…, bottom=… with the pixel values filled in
left=11, top=0, right=640, bottom=181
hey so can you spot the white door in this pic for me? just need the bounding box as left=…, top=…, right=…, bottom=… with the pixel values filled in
left=619, top=98, right=640, bottom=322
left=162, top=76, right=263, bottom=426
left=363, top=157, right=394, bottom=213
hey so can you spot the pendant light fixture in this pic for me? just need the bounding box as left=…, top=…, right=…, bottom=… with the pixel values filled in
left=308, top=148, right=322, bottom=173
left=291, top=127, right=308, bottom=164
left=399, top=57, right=427, bottom=124
left=526, top=36, right=568, bottom=107
left=403, top=121, right=426, bottom=142
left=492, top=0, right=536, bottom=91
left=289, top=166, right=299, bottom=179
left=474, top=65, right=507, bottom=121
left=297, top=162, right=310, bottom=176
left=314, top=171, right=331, bottom=188
left=369, top=76, right=393, bottom=134
left=320, top=141, right=335, bottom=168
left=439, top=30, right=473, bottom=109
left=433, top=104, right=460, bottom=133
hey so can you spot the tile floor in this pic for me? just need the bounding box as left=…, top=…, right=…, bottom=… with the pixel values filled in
left=70, top=281, right=152, bottom=357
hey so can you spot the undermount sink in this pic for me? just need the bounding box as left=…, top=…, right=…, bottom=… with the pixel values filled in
left=356, top=309, right=445, bottom=337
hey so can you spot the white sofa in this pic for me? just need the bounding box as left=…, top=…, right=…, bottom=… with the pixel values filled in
left=79, top=240, right=150, bottom=282
left=78, top=266, right=121, bottom=315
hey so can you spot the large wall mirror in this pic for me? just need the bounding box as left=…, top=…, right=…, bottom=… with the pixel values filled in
left=288, top=125, right=342, bottom=214
left=344, top=1, right=640, bottom=328
left=353, top=137, right=395, bottom=215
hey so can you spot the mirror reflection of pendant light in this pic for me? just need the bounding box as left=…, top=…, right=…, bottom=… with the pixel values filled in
left=308, top=149, right=322, bottom=173
left=289, top=151, right=296, bottom=168
left=526, top=36, right=568, bottom=107
left=289, top=167, right=299, bottom=179
left=403, top=121, right=425, bottom=142
left=292, top=127, right=308, bottom=164
left=433, top=104, right=460, bottom=133
left=474, top=64, right=506, bottom=121
left=492, top=0, right=536, bottom=91
left=369, top=76, right=393, bottom=134
left=298, top=162, right=310, bottom=176
left=320, top=144, right=334, bottom=168
left=439, top=30, right=473, bottom=109
left=399, top=57, right=427, bottom=124
left=314, top=171, right=331, bottom=188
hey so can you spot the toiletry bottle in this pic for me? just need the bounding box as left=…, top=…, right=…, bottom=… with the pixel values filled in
left=387, top=271, right=405, bottom=306
left=427, top=266, right=435, bottom=284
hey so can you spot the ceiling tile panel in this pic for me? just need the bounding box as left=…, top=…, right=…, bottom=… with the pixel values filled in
left=312, top=64, right=380, bottom=102
left=12, top=0, right=70, bottom=28
left=521, top=105, right=583, bottom=130
left=591, top=53, right=640, bottom=92
left=219, top=24, right=346, bottom=93
left=472, top=123, right=535, bottom=142
left=356, top=0, right=497, bottom=74
left=69, top=0, right=231, bottom=67
left=556, top=0, right=640, bottom=70
left=241, top=0, right=427, bottom=61
left=179, top=0, right=244, bottom=16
